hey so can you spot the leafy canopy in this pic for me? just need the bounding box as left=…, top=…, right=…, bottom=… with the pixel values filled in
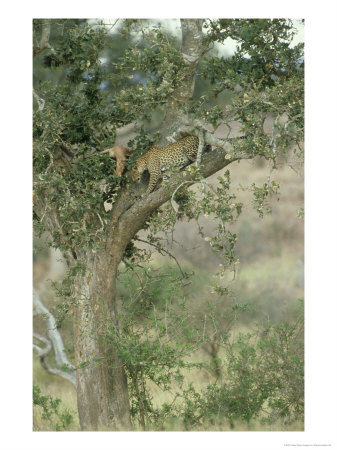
left=33, top=19, right=303, bottom=258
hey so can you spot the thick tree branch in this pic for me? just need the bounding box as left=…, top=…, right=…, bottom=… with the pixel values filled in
left=160, top=19, right=204, bottom=143
left=179, top=19, right=204, bottom=101
left=131, top=141, right=249, bottom=211
left=180, top=117, right=243, bottom=148
left=33, top=19, right=56, bottom=57
left=107, top=137, right=252, bottom=255
left=33, top=291, right=76, bottom=386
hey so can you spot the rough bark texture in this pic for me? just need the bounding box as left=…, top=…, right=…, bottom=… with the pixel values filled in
left=159, top=19, right=204, bottom=144
left=33, top=19, right=55, bottom=57
left=72, top=250, right=131, bottom=430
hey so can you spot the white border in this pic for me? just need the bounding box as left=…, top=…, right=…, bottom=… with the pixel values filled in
left=2, top=1, right=337, bottom=449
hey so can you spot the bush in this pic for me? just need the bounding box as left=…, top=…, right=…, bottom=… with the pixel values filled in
left=178, top=300, right=304, bottom=429
left=33, top=385, right=74, bottom=431
left=103, top=288, right=303, bottom=430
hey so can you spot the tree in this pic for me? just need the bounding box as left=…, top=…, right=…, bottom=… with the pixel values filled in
left=33, top=18, right=304, bottom=430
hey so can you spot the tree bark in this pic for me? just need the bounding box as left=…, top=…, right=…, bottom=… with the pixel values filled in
left=72, top=246, right=132, bottom=430
left=159, top=19, right=204, bottom=144
left=33, top=19, right=56, bottom=57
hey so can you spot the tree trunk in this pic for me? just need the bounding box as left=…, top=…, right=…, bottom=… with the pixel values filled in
left=159, top=19, right=204, bottom=144
left=72, top=247, right=131, bottom=430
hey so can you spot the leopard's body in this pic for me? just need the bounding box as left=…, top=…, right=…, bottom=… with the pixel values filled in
left=131, top=135, right=203, bottom=194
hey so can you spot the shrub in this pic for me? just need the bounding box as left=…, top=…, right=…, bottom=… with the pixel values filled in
left=33, top=385, right=74, bottom=431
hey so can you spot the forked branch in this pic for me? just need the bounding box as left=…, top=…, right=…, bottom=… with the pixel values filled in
left=33, top=291, right=76, bottom=386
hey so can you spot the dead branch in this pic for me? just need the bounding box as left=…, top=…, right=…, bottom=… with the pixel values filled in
left=134, top=237, right=187, bottom=279
left=196, top=128, right=205, bottom=167
left=33, top=89, right=45, bottom=111
left=33, top=290, right=76, bottom=386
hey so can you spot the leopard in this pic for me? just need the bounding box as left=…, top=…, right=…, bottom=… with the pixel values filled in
left=131, top=135, right=210, bottom=195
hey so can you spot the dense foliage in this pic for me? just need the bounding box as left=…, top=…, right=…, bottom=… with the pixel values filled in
left=106, top=270, right=304, bottom=430
left=33, top=19, right=303, bottom=255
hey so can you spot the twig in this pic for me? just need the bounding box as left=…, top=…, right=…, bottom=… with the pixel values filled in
left=165, top=300, right=168, bottom=338
left=96, top=212, right=105, bottom=232
left=195, top=129, right=208, bottom=198
left=202, top=314, right=207, bottom=343
left=135, top=237, right=186, bottom=278
left=44, top=147, right=54, bottom=174
left=104, top=19, right=120, bottom=32
left=196, top=128, right=205, bottom=168
left=170, top=180, right=194, bottom=213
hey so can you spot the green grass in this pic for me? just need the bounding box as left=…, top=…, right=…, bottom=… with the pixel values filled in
left=33, top=355, right=79, bottom=431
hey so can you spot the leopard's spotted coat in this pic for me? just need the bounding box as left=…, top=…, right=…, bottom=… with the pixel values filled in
left=131, top=135, right=204, bottom=194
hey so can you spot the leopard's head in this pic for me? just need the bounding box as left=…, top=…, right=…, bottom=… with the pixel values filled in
left=130, top=165, right=141, bottom=182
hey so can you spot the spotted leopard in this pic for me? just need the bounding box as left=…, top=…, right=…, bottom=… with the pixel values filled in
left=131, top=135, right=210, bottom=195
